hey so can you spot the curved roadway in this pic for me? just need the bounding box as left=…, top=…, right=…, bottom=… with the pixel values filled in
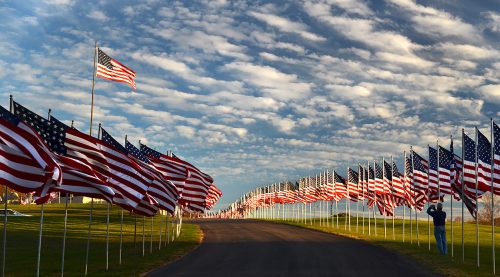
left=148, top=219, right=439, bottom=277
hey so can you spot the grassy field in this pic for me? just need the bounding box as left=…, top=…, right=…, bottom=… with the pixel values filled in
left=0, top=203, right=202, bottom=277
left=271, top=215, right=499, bottom=277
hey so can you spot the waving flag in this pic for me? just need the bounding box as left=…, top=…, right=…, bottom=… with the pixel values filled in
left=477, top=128, right=492, bottom=195
left=0, top=105, right=59, bottom=195
left=96, top=48, right=136, bottom=89
left=438, top=146, right=453, bottom=196
left=493, top=121, right=500, bottom=195
left=100, top=128, right=150, bottom=211
left=411, top=150, right=429, bottom=210
left=126, top=140, right=179, bottom=215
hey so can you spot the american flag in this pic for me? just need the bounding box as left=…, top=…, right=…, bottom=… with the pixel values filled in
left=100, top=128, right=150, bottom=211
left=428, top=146, right=439, bottom=194
left=334, top=171, right=347, bottom=202
left=0, top=105, right=61, bottom=196
left=404, top=156, right=415, bottom=208
left=205, top=184, right=222, bottom=210
left=391, top=162, right=406, bottom=202
left=126, top=140, right=179, bottom=215
left=438, top=146, right=453, bottom=195
left=96, top=48, right=136, bottom=89
left=383, top=160, right=392, bottom=194
left=140, top=144, right=188, bottom=197
left=462, top=132, right=479, bottom=197
left=141, top=143, right=213, bottom=212
left=45, top=116, right=114, bottom=202
left=492, top=121, right=500, bottom=195
left=368, top=164, right=375, bottom=196
left=347, top=168, right=359, bottom=201
left=411, top=150, right=429, bottom=210
left=477, top=128, right=492, bottom=195
left=374, top=162, right=384, bottom=194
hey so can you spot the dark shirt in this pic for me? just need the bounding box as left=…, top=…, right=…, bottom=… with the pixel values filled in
left=427, top=207, right=446, bottom=226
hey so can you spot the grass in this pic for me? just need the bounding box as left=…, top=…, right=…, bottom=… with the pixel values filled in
left=270, top=214, right=499, bottom=277
left=0, top=203, right=202, bottom=277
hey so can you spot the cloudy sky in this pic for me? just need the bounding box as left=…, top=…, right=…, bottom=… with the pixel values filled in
left=0, top=0, right=499, bottom=210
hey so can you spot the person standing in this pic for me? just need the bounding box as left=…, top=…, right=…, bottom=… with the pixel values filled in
left=427, top=203, right=447, bottom=255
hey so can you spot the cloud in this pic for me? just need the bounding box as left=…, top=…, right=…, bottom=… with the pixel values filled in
left=477, top=84, right=500, bottom=103
left=249, top=11, right=326, bottom=42
left=223, top=62, right=313, bottom=101
left=87, top=10, right=108, bottom=22
left=387, top=0, right=481, bottom=42
left=484, top=12, right=500, bottom=32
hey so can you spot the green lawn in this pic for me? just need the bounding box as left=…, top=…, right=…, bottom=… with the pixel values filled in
left=0, top=203, right=202, bottom=277
left=271, top=215, right=499, bottom=277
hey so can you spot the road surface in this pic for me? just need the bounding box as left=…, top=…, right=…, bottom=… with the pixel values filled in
left=147, top=219, right=439, bottom=277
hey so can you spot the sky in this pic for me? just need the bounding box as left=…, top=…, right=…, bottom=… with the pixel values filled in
left=0, top=0, right=499, bottom=211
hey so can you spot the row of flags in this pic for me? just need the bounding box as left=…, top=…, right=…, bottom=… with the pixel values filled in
left=0, top=98, right=221, bottom=215
left=216, top=121, right=500, bottom=219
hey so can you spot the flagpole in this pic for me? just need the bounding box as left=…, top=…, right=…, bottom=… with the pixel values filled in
left=410, top=147, right=420, bottom=247
left=475, top=127, right=480, bottom=267
left=119, top=209, right=123, bottom=265
left=391, top=156, right=395, bottom=241
left=142, top=216, right=145, bottom=257
left=89, top=41, right=97, bottom=136
left=402, top=153, right=406, bottom=243
left=491, top=119, right=496, bottom=274
left=383, top=158, right=387, bottom=239
left=85, top=37, right=97, bottom=270
left=461, top=129, right=465, bottom=263
left=105, top=202, right=110, bottom=270
left=367, top=162, right=371, bottom=236
left=159, top=212, right=163, bottom=250
left=450, top=135, right=454, bottom=258
left=35, top=203, right=44, bottom=277
left=374, top=160, right=377, bottom=237
left=2, top=96, right=14, bottom=277
left=427, top=145, right=431, bottom=251
left=150, top=216, right=154, bottom=254
left=61, top=194, right=69, bottom=276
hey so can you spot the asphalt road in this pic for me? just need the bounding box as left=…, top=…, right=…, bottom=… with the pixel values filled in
left=147, top=219, right=439, bottom=277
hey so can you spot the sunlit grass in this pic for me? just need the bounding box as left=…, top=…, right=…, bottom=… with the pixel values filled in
left=1, top=204, right=202, bottom=277
left=271, top=215, right=499, bottom=277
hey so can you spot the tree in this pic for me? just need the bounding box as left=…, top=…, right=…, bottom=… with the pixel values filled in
left=478, top=193, right=500, bottom=225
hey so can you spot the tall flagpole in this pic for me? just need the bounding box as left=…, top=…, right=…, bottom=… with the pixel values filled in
left=475, top=127, right=480, bottom=267
left=35, top=203, right=44, bottom=277
left=461, top=129, right=465, bottom=263
left=61, top=194, right=69, bottom=276
left=89, top=41, right=98, bottom=135
left=382, top=158, right=387, bottom=239
left=2, top=96, right=14, bottom=277
left=410, top=147, right=420, bottom=247
left=391, top=156, right=395, bottom=241
left=427, top=145, right=431, bottom=251
left=105, top=202, right=110, bottom=270
left=85, top=42, right=98, bottom=277
left=450, top=135, right=454, bottom=258
left=491, top=119, right=496, bottom=274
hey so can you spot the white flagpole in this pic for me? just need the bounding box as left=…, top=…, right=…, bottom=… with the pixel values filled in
left=85, top=38, right=98, bottom=272
left=475, top=127, right=480, bottom=267
left=119, top=209, right=123, bottom=265
left=2, top=96, right=14, bottom=277
left=491, top=119, right=496, bottom=274
left=105, top=203, right=110, bottom=270
left=150, top=216, right=154, bottom=254
left=159, top=212, right=163, bottom=250
left=35, top=204, right=44, bottom=277
left=374, top=160, right=377, bottom=237
left=383, top=158, right=387, bottom=239
left=142, top=216, right=145, bottom=257
left=461, top=129, right=465, bottom=263
left=427, top=145, right=431, bottom=251
left=410, top=147, right=420, bottom=247
left=450, top=135, right=454, bottom=258
left=61, top=194, right=69, bottom=276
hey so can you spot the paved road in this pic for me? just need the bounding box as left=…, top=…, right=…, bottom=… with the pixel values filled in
left=148, top=219, right=439, bottom=277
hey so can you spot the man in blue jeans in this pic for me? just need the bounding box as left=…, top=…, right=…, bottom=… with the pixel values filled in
left=427, top=203, right=447, bottom=255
